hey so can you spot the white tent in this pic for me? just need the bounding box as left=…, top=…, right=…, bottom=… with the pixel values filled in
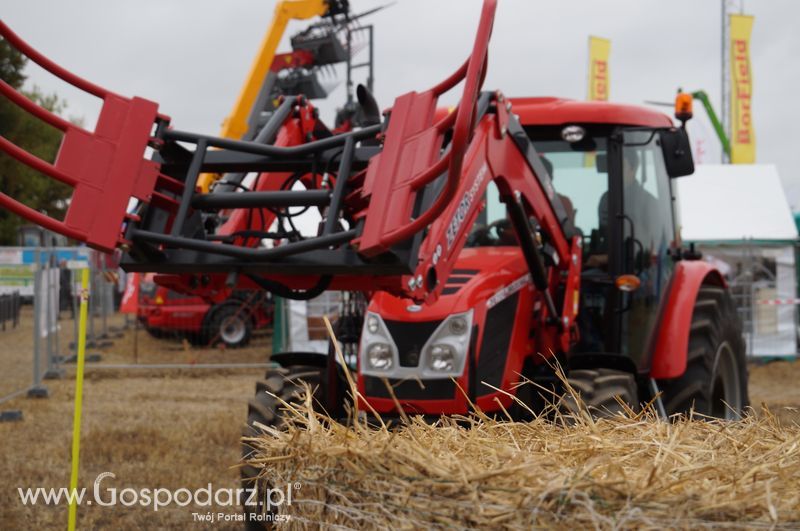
left=676, top=164, right=798, bottom=358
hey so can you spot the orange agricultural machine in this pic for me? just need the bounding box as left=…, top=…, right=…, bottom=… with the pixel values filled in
left=0, top=0, right=747, bottom=524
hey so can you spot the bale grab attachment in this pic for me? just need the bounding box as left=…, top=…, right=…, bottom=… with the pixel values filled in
left=0, top=1, right=576, bottom=309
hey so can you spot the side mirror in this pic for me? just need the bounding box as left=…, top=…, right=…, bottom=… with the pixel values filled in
left=660, top=127, right=694, bottom=178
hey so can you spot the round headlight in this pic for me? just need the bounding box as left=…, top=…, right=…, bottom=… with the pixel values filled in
left=429, top=344, right=456, bottom=372
left=367, top=315, right=379, bottom=334
left=448, top=316, right=468, bottom=335
left=367, top=343, right=393, bottom=370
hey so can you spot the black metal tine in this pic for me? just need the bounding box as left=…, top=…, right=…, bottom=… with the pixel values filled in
left=192, top=190, right=330, bottom=210
left=131, top=228, right=357, bottom=261
left=213, top=96, right=299, bottom=194
left=170, top=138, right=207, bottom=237
left=164, top=123, right=380, bottom=159
left=323, top=135, right=354, bottom=236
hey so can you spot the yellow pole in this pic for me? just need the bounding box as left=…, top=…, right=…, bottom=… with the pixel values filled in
left=67, top=268, right=90, bottom=531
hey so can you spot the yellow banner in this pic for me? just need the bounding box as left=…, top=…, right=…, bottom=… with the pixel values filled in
left=587, top=36, right=610, bottom=101
left=585, top=37, right=610, bottom=166
left=730, top=15, right=755, bottom=163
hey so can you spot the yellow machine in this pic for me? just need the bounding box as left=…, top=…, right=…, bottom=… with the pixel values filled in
left=199, top=0, right=332, bottom=192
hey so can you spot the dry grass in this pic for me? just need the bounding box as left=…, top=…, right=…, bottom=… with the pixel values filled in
left=0, top=370, right=257, bottom=529
left=0, top=307, right=268, bottom=529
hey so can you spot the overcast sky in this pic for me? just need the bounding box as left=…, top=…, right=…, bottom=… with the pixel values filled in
left=4, top=0, right=799, bottom=207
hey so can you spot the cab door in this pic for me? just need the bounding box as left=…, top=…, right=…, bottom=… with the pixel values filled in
left=616, top=130, right=678, bottom=366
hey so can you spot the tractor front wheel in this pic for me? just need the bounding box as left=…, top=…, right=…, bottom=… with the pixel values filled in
left=240, top=365, right=323, bottom=529
left=561, top=368, right=637, bottom=418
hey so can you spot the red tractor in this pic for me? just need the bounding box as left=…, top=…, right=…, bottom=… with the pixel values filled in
left=137, top=274, right=273, bottom=348
left=0, top=0, right=747, bottom=524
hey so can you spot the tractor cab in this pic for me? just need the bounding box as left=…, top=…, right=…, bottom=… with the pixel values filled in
left=359, top=98, right=697, bottom=416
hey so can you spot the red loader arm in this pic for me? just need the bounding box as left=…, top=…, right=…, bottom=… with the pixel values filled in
left=0, top=0, right=581, bottom=342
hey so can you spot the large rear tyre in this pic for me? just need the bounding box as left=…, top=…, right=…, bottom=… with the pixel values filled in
left=241, top=365, right=323, bottom=529
left=561, top=368, right=637, bottom=418
left=659, top=286, right=749, bottom=419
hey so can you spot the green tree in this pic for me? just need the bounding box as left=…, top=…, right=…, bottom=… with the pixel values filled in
left=0, top=38, right=71, bottom=245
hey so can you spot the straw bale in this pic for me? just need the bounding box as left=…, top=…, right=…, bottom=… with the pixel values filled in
left=245, top=388, right=800, bottom=529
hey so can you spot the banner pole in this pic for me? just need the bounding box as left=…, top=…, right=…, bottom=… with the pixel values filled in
left=67, top=268, right=90, bottom=531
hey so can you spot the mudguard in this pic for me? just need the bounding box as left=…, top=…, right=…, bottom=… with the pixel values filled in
left=649, top=260, right=726, bottom=379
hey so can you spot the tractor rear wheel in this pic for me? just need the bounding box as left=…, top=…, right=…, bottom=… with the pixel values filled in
left=659, top=286, right=749, bottom=419
left=208, top=304, right=253, bottom=348
left=241, top=365, right=323, bottom=529
left=561, top=368, right=637, bottom=418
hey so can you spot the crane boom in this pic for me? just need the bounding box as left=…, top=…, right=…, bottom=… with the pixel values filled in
left=197, top=0, right=332, bottom=193
left=220, top=0, right=328, bottom=141
left=691, top=90, right=731, bottom=158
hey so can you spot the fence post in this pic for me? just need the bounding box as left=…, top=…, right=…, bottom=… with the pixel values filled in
left=14, top=291, right=19, bottom=328
left=99, top=259, right=110, bottom=340
left=72, top=267, right=79, bottom=352
left=44, top=250, right=64, bottom=379
left=28, top=248, right=48, bottom=398
left=0, top=289, right=24, bottom=422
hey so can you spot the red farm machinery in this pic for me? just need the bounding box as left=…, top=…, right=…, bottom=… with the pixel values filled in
left=0, top=0, right=748, bottom=524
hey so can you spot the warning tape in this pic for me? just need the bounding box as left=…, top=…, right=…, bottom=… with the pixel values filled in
left=756, top=298, right=800, bottom=306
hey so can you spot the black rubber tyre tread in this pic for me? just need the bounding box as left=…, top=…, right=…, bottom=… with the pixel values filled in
left=241, top=366, right=323, bottom=530
left=659, top=286, right=749, bottom=418
left=185, top=331, right=208, bottom=347
left=562, top=368, right=637, bottom=418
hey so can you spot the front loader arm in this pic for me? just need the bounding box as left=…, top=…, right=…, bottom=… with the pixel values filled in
left=0, top=0, right=580, bottom=333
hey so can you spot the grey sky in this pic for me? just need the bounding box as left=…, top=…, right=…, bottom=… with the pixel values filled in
left=4, top=0, right=799, bottom=207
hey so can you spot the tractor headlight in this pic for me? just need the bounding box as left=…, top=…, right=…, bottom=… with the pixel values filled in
left=367, top=315, right=379, bottom=334
left=367, top=343, right=393, bottom=370
left=428, top=344, right=456, bottom=371
left=448, top=316, right=468, bottom=335
left=422, top=310, right=473, bottom=377
left=360, top=312, right=398, bottom=375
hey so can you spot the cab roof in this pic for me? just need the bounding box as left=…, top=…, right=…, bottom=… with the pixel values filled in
left=509, top=97, right=673, bottom=128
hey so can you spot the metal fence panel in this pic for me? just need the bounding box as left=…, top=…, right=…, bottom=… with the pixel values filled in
left=704, top=242, right=798, bottom=359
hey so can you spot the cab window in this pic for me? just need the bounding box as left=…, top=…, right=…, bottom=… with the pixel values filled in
left=466, top=180, right=513, bottom=247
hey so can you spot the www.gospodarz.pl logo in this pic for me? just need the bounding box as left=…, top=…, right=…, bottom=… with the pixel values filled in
left=17, top=471, right=298, bottom=518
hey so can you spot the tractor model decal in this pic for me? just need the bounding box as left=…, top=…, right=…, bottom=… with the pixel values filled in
left=446, top=162, right=489, bottom=250
left=486, top=274, right=532, bottom=309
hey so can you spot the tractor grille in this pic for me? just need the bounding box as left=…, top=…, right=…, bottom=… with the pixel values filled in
left=440, top=268, right=478, bottom=296
left=363, top=376, right=456, bottom=400
left=383, top=319, right=442, bottom=367
left=476, top=292, right=519, bottom=395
